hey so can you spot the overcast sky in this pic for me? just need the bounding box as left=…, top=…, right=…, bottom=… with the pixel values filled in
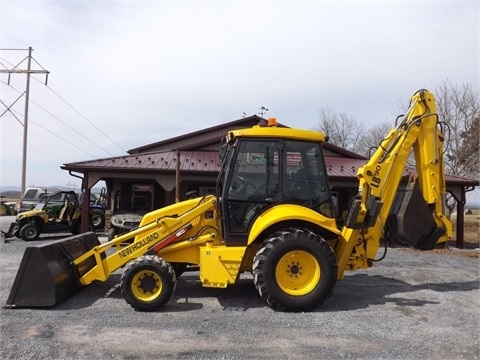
left=0, top=0, right=478, bottom=194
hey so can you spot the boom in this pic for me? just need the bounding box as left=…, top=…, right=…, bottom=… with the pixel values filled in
left=336, top=89, right=452, bottom=276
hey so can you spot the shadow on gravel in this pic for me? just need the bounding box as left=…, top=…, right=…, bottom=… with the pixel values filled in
left=320, top=273, right=480, bottom=311
left=73, top=272, right=479, bottom=313
left=170, top=275, right=264, bottom=312
left=38, top=274, right=124, bottom=311
left=44, top=273, right=263, bottom=312
left=3, top=268, right=478, bottom=313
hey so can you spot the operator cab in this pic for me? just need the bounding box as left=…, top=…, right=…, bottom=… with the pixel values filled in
left=218, top=121, right=335, bottom=246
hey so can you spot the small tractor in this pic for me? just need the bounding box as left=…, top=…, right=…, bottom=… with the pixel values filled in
left=86, top=188, right=107, bottom=230
left=0, top=197, right=17, bottom=216
left=5, top=90, right=453, bottom=312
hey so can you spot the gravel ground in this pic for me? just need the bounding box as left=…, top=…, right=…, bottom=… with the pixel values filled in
left=0, top=216, right=479, bottom=360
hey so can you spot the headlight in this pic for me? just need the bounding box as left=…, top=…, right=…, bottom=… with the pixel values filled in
left=111, top=217, right=123, bottom=226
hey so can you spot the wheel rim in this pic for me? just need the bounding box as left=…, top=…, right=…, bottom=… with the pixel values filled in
left=130, top=269, right=162, bottom=302
left=275, top=250, right=320, bottom=296
left=25, top=227, right=37, bottom=239
left=91, top=213, right=102, bottom=226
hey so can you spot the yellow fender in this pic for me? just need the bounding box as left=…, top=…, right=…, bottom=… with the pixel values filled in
left=247, top=204, right=340, bottom=245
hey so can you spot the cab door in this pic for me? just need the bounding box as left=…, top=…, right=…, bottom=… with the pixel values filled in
left=221, top=139, right=280, bottom=245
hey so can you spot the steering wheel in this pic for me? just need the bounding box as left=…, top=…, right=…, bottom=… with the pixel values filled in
left=230, top=176, right=256, bottom=195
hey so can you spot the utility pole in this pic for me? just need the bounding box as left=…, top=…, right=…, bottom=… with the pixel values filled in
left=0, top=47, right=49, bottom=195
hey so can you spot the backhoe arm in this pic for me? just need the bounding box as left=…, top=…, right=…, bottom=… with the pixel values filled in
left=337, top=90, right=452, bottom=277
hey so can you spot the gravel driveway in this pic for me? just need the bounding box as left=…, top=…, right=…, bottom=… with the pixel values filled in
left=0, top=216, right=478, bottom=360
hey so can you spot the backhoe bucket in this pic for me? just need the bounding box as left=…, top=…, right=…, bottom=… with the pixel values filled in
left=5, top=232, right=101, bottom=308
left=388, top=182, right=443, bottom=250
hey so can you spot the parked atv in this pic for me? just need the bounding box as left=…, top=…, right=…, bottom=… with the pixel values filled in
left=2, top=191, right=86, bottom=241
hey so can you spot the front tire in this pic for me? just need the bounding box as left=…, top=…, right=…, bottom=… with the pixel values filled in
left=19, top=223, right=41, bottom=241
left=70, top=219, right=81, bottom=235
left=121, top=255, right=177, bottom=311
left=253, top=228, right=337, bottom=311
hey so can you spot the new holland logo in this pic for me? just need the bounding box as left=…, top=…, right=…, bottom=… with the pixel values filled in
left=118, top=233, right=159, bottom=259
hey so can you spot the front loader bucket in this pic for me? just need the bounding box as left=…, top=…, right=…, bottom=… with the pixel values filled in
left=5, top=232, right=101, bottom=308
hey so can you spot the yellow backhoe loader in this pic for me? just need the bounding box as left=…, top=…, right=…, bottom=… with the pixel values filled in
left=5, top=90, right=452, bottom=311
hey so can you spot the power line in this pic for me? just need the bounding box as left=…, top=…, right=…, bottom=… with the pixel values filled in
left=3, top=48, right=128, bottom=155
left=0, top=45, right=129, bottom=189
left=42, top=81, right=128, bottom=154
left=1, top=80, right=116, bottom=156
left=7, top=107, right=98, bottom=158
left=29, top=117, right=98, bottom=157
left=19, top=50, right=129, bottom=155
left=0, top=26, right=28, bottom=49
left=0, top=49, right=128, bottom=156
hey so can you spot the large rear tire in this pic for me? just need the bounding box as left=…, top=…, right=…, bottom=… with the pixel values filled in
left=121, top=255, right=177, bottom=311
left=90, top=208, right=105, bottom=229
left=19, top=223, right=41, bottom=241
left=253, top=228, right=337, bottom=311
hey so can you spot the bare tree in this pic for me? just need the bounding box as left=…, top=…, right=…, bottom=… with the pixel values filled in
left=317, top=82, right=479, bottom=190
left=435, top=80, right=480, bottom=180
left=458, top=115, right=479, bottom=176
left=317, top=109, right=365, bottom=153
left=356, top=120, right=393, bottom=158
left=433, top=81, right=479, bottom=215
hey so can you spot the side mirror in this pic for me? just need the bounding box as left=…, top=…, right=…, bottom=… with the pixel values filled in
left=219, top=136, right=227, bottom=161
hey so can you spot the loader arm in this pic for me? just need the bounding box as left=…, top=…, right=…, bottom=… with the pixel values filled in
left=336, top=90, right=452, bottom=277
left=5, top=195, right=221, bottom=308
left=74, top=195, right=220, bottom=285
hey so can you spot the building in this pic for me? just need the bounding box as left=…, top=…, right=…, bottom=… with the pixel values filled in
left=61, top=115, right=478, bottom=247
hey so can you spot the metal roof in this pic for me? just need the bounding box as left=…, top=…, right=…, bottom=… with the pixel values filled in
left=324, top=157, right=478, bottom=186
left=62, top=151, right=478, bottom=187
left=65, top=151, right=357, bottom=175
left=64, top=151, right=363, bottom=176
left=62, top=150, right=220, bottom=174
left=325, top=157, right=419, bottom=179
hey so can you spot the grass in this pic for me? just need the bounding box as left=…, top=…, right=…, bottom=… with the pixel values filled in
left=449, top=211, right=479, bottom=249
left=439, top=210, right=480, bottom=259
